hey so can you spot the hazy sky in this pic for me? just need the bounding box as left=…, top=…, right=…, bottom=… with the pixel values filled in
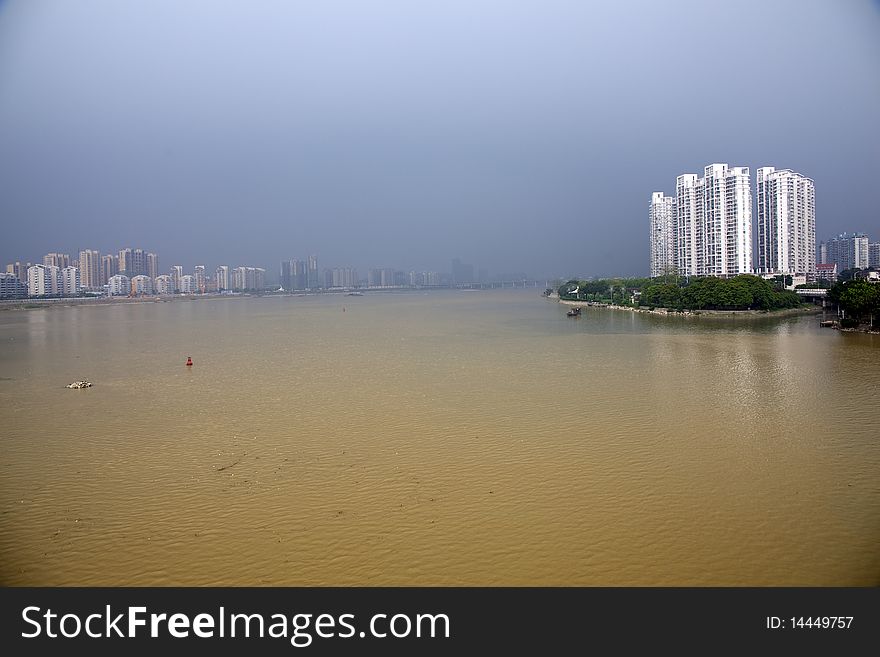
left=1, top=0, right=879, bottom=279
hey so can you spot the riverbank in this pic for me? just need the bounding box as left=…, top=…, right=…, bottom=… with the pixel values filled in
left=0, top=290, right=342, bottom=312
left=555, top=297, right=823, bottom=319
left=0, top=294, right=243, bottom=311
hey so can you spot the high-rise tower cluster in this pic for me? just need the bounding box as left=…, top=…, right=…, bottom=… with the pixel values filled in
left=650, top=163, right=815, bottom=278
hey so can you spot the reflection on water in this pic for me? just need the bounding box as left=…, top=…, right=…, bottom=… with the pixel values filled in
left=0, top=290, right=878, bottom=585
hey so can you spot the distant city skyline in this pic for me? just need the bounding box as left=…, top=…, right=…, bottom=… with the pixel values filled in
left=5, top=243, right=543, bottom=297
left=1, top=1, right=878, bottom=278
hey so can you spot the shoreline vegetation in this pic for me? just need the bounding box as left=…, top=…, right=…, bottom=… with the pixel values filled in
left=555, top=273, right=880, bottom=332
left=559, top=274, right=804, bottom=312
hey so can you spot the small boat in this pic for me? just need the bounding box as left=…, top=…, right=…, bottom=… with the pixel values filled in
left=66, top=381, right=92, bottom=389
left=346, top=291, right=364, bottom=296
left=566, top=307, right=581, bottom=317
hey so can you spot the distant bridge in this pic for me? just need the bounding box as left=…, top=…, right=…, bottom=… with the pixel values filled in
left=795, top=288, right=829, bottom=305
left=353, top=281, right=553, bottom=291
left=450, top=280, right=551, bottom=290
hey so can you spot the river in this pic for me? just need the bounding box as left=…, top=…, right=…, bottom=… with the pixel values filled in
left=0, top=289, right=877, bottom=585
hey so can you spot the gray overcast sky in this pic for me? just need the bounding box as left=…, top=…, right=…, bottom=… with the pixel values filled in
left=1, top=0, right=879, bottom=279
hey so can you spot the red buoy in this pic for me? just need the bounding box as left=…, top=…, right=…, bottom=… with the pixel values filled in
left=186, top=356, right=193, bottom=366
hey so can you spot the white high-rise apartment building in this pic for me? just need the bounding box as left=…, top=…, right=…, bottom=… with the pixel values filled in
left=232, top=267, right=247, bottom=291
left=193, top=265, right=206, bottom=293
left=649, top=192, right=676, bottom=277
left=60, top=266, right=80, bottom=296
left=666, top=164, right=752, bottom=277
left=215, top=265, right=229, bottom=291
left=675, top=174, right=701, bottom=276
left=27, top=264, right=60, bottom=296
left=756, top=168, right=815, bottom=276
left=702, top=164, right=752, bottom=276
left=170, top=265, right=184, bottom=292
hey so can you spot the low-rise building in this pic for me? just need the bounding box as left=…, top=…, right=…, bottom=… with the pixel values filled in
left=179, top=274, right=197, bottom=294
left=154, top=274, right=174, bottom=295
left=0, top=272, right=28, bottom=298
left=131, top=274, right=154, bottom=295
left=815, top=262, right=837, bottom=283
left=108, top=274, right=131, bottom=296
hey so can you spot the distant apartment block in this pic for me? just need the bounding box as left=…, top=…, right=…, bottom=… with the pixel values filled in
left=179, top=274, right=197, bottom=294
left=232, top=267, right=265, bottom=291
left=118, top=248, right=147, bottom=277
left=78, top=250, right=101, bottom=289
left=107, top=274, right=131, bottom=296
left=280, top=260, right=293, bottom=291
left=154, top=274, right=174, bottom=295
left=756, top=168, right=816, bottom=276
left=325, top=267, right=357, bottom=288
left=308, top=255, right=319, bottom=289
left=281, top=259, right=308, bottom=291
left=193, top=265, right=206, bottom=292
left=0, top=272, right=28, bottom=298
left=407, top=271, right=441, bottom=286
left=6, top=261, right=31, bottom=285
left=170, top=265, right=184, bottom=292
left=60, top=266, right=80, bottom=296
left=819, top=232, right=869, bottom=272
left=146, top=252, right=160, bottom=280
left=43, top=253, right=70, bottom=269
left=131, top=274, right=154, bottom=295
left=28, top=264, right=60, bottom=296
left=367, top=268, right=397, bottom=287
left=868, top=242, right=880, bottom=268
left=215, top=265, right=229, bottom=291
left=649, top=191, right=676, bottom=277
left=101, top=254, right=118, bottom=285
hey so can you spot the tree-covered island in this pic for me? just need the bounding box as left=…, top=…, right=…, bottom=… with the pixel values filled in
left=559, top=274, right=802, bottom=311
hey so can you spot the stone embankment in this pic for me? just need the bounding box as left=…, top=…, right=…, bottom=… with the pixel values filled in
left=554, top=297, right=821, bottom=319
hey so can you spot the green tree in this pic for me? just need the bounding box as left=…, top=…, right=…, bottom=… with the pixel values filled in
left=838, top=280, right=879, bottom=323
